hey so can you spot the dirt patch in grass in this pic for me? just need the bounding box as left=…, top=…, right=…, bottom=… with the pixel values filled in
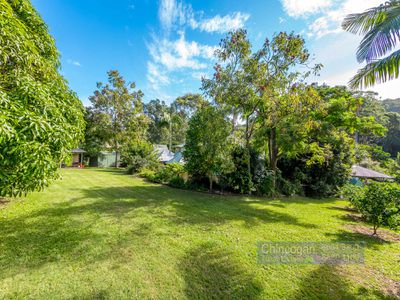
left=343, top=213, right=364, bottom=222
left=0, top=198, right=10, bottom=207
left=339, top=265, right=400, bottom=299
left=330, top=205, right=358, bottom=213
left=344, top=224, right=400, bottom=243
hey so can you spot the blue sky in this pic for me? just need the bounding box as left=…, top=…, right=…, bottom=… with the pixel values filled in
left=31, top=0, right=399, bottom=106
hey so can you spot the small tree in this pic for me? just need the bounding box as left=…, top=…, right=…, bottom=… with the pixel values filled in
left=344, top=182, right=400, bottom=235
left=184, top=106, right=233, bottom=191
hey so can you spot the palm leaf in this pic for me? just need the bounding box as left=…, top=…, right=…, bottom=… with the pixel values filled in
left=356, top=5, right=400, bottom=63
left=342, top=3, right=389, bottom=35
left=349, top=49, right=400, bottom=89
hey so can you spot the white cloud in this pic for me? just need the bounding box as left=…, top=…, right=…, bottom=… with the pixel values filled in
left=280, top=0, right=332, bottom=18
left=147, top=62, right=170, bottom=86
left=281, top=0, right=385, bottom=38
left=319, top=69, right=400, bottom=99
left=158, top=0, right=249, bottom=34
left=148, top=32, right=215, bottom=71
left=67, top=59, right=81, bottom=67
left=158, top=0, right=193, bottom=31
left=307, top=0, right=384, bottom=38
left=191, top=12, right=250, bottom=33
left=146, top=31, right=217, bottom=95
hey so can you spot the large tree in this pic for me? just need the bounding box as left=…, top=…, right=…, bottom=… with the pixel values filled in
left=0, top=0, right=84, bottom=197
left=202, top=30, right=264, bottom=183
left=342, top=0, right=400, bottom=88
left=88, top=70, right=148, bottom=167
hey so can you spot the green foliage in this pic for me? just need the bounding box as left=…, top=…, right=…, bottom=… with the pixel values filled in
left=142, top=163, right=186, bottom=187
left=184, top=106, right=233, bottom=190
left=220, top=146, right=253, bottom=194
left=144, top=94, right=208, bottom=147
left=121, top=140, right=159, bottom=174
left=382, top=98, right=400, bottom=113
left=342, top=1, right=400, bottom=88
left=0, top=0, right=84, bottom=196
left=87, top=70, right=148, bottom=165
left=343, top=182, right=400, bottom=234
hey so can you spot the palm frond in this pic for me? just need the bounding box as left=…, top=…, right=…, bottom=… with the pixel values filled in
left=349, top=49, right=400, bottom=89
left=356, top=5, right=400, bottom=62
left=342, top=3, right=390, bottom=35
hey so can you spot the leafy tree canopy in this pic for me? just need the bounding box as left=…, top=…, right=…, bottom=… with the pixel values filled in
left=0, top=0, right=84, bottom=196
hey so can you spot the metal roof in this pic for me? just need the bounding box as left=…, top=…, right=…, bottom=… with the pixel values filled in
left=71, top=148, right=86, bottom=153
left=166, top=151, right=184, bottom=164
left=351, top=165, right=393, bottom=179
left=154, top=145, right=174, bottom=162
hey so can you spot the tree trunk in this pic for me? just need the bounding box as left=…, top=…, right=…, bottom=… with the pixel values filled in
left=169, top=120, right=172, bottom=151
left=115, top=151, right=118, bottom=168
left=268, top=128, right=278, bottom=188
left=373, top=225, right=378, bottom=235
left=232, top=108, right=238, bottom=134
left=209, top=174, right=213, bottom=192
left=245, top=116, right=252, bottom=194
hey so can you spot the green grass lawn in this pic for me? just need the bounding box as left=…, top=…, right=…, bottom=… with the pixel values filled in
left=0, top=168, right=399, bottom=299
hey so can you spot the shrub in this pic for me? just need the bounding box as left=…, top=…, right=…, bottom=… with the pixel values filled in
left=144, top=163, right=186, bottom=185
left=121, top=140, right=159, bottom=174
left=169, top=176, right=186, bottom=188
left=277, top=177, right=302, bottom=196
left=138, top=167, right=156, bottom=181
left=253, top=169, right=277, bottom=197
left=342, top=182, right=400, bottom=234
left=220, top=146, right=253, bottom=194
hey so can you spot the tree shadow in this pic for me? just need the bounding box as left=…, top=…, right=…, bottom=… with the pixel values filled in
left=325, top=229, right=391, bottom=251
left=0, top=183, right=317, bottom=281
left=179, top=242, right=263, bottom=299
left=51, top=185, right=319, bottom=229
left=289, top=265, right=392, bottom=299
left=0, top=209, right=103, bottom=280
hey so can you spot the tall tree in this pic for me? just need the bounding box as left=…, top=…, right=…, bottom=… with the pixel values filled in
left=88, top=70, right=148, bottom=167
left=0, top=0, right=84, bottom=196
left=342, top=0, right=400, bottom=88
left=184, top=106, right=233, bottom=191
left=202, top=30, right=260, bottom=183
left=253, top=32, right=323, bottom=174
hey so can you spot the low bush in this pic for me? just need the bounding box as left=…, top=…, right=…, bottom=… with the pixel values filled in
left=342, top=182, right=400, bottom=234
left=140, top=163, right=186, bottom=186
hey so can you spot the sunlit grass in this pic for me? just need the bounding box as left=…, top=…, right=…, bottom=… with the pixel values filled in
left=0, top=168, right=398, bottom=299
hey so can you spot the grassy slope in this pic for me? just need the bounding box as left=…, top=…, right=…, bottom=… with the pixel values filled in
left=0, top=168, right=399, bottom=299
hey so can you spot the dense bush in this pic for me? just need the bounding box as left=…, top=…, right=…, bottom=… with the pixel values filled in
left=220, top=146, right=252, bottom=194
left=140, top=163, right=186, bottom=186
left=342, top=182, right=400, bottom=234
left=121, top=141, right=159, bottom=174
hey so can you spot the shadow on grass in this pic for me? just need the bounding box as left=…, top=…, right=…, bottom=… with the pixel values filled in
left=0, top=183, right=318, bottom=280
left=54, top=185, right=319, bottom=228
left=325, top=229, right=391, bottom=250
left=289, top=265, right=392, bottom=299
left=179, top=241, right=262, bottom=299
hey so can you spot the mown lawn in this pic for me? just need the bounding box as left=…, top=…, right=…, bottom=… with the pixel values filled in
left=0, top=168, right=399, bottom=299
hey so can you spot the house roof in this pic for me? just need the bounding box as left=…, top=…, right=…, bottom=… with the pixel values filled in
left=71, top=148, right=86, bottom=154
left=154, top=145, right=174, bottom=162
left=166, top=151, right=184, bottom=164
left=351, top=165, right=393, bottom=179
